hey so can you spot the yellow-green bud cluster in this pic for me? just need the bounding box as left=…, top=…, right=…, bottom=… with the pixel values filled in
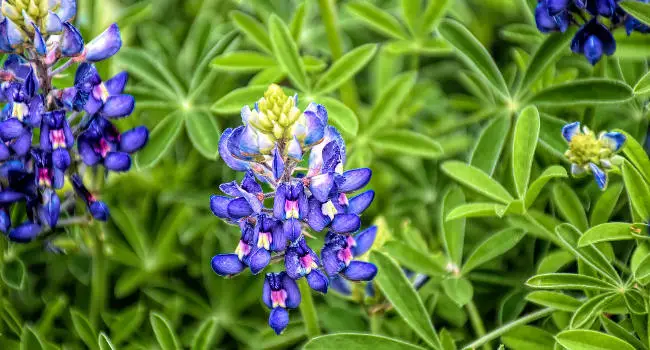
left=565, top=127, right=622, bottom=173
left=3, top=0, right=49, bottom=25
left=248, top=84, right=302, bottom=141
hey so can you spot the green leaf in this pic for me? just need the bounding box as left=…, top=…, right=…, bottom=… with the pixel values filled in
left=150, top=312, right=181, bottom=350
left=438, top=19, right=508, bottom=95
left=590, top=182, right=625, bottom=226
left=401, top=0, right=421, bottom=35
left=633, top=69, right=650, bottom=95
left=420, top=0, right=452, bottom=35
left=512, top=106, right=540, bottom=197
left=185, top=111, right=220, bottom=159
left=441, top=161, right=514, bottom=204
left=526, top=291, right=582, bottom=312
left=304, top=333, right=426, bottom=350
left=367, top=71, right=417, bottom=133
left=570, top=293, right=616, bottom=329
left=230, top=11, right=272, bottom=54
left=290, top=1, right=306, bottom=41
left=441, top=278, right=473, bottom=307
left=619, top=1, right=650, bottom=26
left=1, top=258, right=25, bottom=290
left=439, top=329, right=456, bottom=350
left=578, top=223, right=636, bottom=246
left=623, top=289, right=647, bottom=314
left=618, top=130, right=650, bottom=183
left=554, top=224, right=620, bottom=285
left=135, top=110, right=184, bottom=169
left=211, top=51, right=276, bottom=71
left=370, top=251, right=442, bottom=350
left=633, top=253, right=650, bottom=282
left=552, top=182, right=588, bottom=232
left=441, top=187, right=466, bottom=265
left=382, top=241, right=446, bottom=277
left=318, top=96, right=359, bottom=135
left=212, top=85, right=270, bottom=114
left=528, top=79, right=633, bottom=106
left=526, top=273, right=616, bottom=291
left=98, top=333, right=116, bottom=350
left=268, top=15, right=308, bottom=91
left=502, top=326, right=555, bottom=350
left=537, top=250, right=575, bottom=274
left=71, top=310, right=98, bottom=350
left=116, top=48, right=180, bottom=100
left=469, top=114, right=510, bottom=176
left=600, top=316, right=648, bottom=350
left=555, top=329, right=635, bottom=350
left=518, top=30, right=574, bottom=94
left=191, top=317, right=219, bottom=350
left=20, top=326, right=44, bottom=350
left=524, top=166, right=568, bottom=208
left=371, top=129, right=443, bottom=158
left=314, top=44, right=377, bottom=95
left=346, top=2, right=408, bottom=40
left=622, top=162, right=650, bottom=219
left=110, top=303, right=147, bottom=344
left=538, top=113, right=569, bottom=159
left=446, top=202, right=505, bottom=220
left=461, top=228, right=525, bottom=274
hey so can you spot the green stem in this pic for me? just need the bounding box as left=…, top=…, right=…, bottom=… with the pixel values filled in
left=462, top=308, right=554, bottom=350
left=89, top=223, right=107, bottom=328
left=466, top=301, right=490, bottom=350
left=298, top=279, right=321, bottom=339
left=317, top=0, right=360, bottom=112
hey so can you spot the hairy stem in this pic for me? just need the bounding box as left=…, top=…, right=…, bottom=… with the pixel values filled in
left=89, top=223, right=107, bottom=328
left=317, top=0, right=360, bottom=112
left=466, top=301, right=491, bottom=350
left=462, top=308, right=554, bottom=350
left=298, top=278, right=321, bottom=339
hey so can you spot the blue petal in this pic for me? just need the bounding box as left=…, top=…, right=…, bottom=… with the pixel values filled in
left=306, top=270, right=329, bottom=293
left=45, top=12, right=63, bottom=33
left=347, top=190, right=375, bottom=215
left=32, top=24, right=46, bottom=56
left=211, top=254, right=246, bottom=276
left=331, top=214, right=361, bottom=234
left=0, top=209, right=10, bottom=233
left=0, top=190, right=25, bottom=204
left=272, top=147, right=284, bottom=181
left=89, top=201, right=110, bottom=221
left=5, top=19, right=24, bottom=47
left=353, top=226, right=377, bottom=257
left=0, top=118, right=25, bottom=139
left=589, top=163, right=607, bottom=189
left=7, top=222, right=41, bottom=243
left=227, top=197, right=253, bottom=218
left=307, top=198, right=331, bottom=232
left=601, top=132, right=626, bottom=152
left=61, top=23, right=84, bottom=57
left=120, top=126, right=149, bottom=153
left=99, top=95, right=135, bottom=119
left=262, top=274, right=273, bottom=308
left=338, top=168, right=372, bottom=192
left=238, top=124, right=260, bottom=156
left=273, top=184, right=287, bottom=219
left=210, top=195, right=231, bottom=219
left=321, top=243, right=345, bottom=276
left=283, top=218, right=302, bottom=241
left=284, top=245, right=302, bottom=279
left=218, top=128, right=249, bottom=171
left=561, top=122, right=580, bottom=142
left=85, top=23, right=121, bottom=62
left=341, top=261, right=378, bottom=281
left=104, top=152, right=131, bottom=172
left=106, top=72, right=128, bottom=94
left=57, top=0, right=78, bottom=22
left=309, top=173, right=334, bottom=203
left=248, top=248, right=270, bottom=274
left=547, top=0, right=570, bottom=15
left=282, top=273, right=301, bottom=308
left=40, top=189, right=60, bottom=228
left=584, top=35, right=603, bottom=65
left=269, top=307, right=289, bottom=335
left=329, top=275, right=352, bottom=295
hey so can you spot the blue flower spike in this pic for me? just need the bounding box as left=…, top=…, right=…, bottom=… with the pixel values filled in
left=209, top=85, right=377, bottom=334
left=0, top=0, right=147, bottom=245
left=562, top=122, right=626, bottom=190
left=534, top=0, right=650, bottom=64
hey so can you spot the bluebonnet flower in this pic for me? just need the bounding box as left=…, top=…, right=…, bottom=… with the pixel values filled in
left=0, top=0, right=147, bottom=243
left=210, top=85, right=377, bottom=334
left=562, top=121, right=626, bottom=189
left=535, top=0, right=650, bottom=64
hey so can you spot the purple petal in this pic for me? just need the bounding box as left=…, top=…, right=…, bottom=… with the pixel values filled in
left=321, top=243, right=345, bottom=276
left=104, top=152, right=131, bottom=171
left=45, top=12, right=63, bottom=33
left=347, top=190, right=374, bottom=215
left=74, top=62, right=101, bottom=90
left=0, top=20, right=13, bottom=52
left=85, top=23, right=121, bottom=62
left=338, top=168, right=372, bottom=193
left=209, top=195, right=230, bottom=219
left=227, top=197, right=253, bottom=218
left=33, top=24, right=46, bottom=55
left=283, top=218, right=301, bottom=241
left=273, top=184, right=287, bottom=219
left=248, top=248, right=270, bottom=274
left=353, top=226, right=377, bottom=257
left=270, top=221, right=286, bottom=252
left=0, top=143, right=10, bottom=161
left=57, top=0, right=77, bottom=22
left=0, top=209, right=11, bottom=232
left=40, top=189, right=60, bottom=227
left=11, top=131, right=32, bottom=156
left=52, top=148, right=71, bottom=170
left=89, top=201, right=110, bottom=221
left=341, top=261, right=377, bottom=281
left=99, top=95, right=135, bottom=119
left=6, top=19, right=24, bottom=47
left=306, top=270, right=329, bottom=293
left=77, top=137, right=101, bottom=165
left=282, top=273, right=301, bottom=308
left=106, top=72, right=128, bottom=94
left=307, top=198, right=331, bottom=232
left=218, top=128, right=249, bottom=171
left=241, top=170, right=262, bottom=194
left=0, top=118, right=24, bottom=139
left=331, top=214, right=361, bottom=234
left=61, top=23, right=84, bottom=57
left=0, top=190, right=25, bottom=203
left=309, top=173, right=334, bottom=202
left=269, top=307, right=289, bottom=335
left=211, top=254, right=246, bottom=276
left=284, top=246, right=301, bottom=279
left=7, top=222, right=41, bottom=243
left=272, top=147, right=284, bottom=181
left=262, top=275, right=273, bottom=308
left=120, top=126, right=149, bottom=153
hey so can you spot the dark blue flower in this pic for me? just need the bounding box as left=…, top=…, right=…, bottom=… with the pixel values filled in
left=571, top=19, right=616, bottom=65
left=262, top=272, right=301, bottom=334
left=284, top=237, right=329, bottom=293
left=210, top=170, right=264, bottom=221
left=535, top=1, right=570, bottom=33
left=321, top=230, right=378, bottom=281
left=274, top=182, right=308, bottom=241
left=71, top=174, right=109, bottom=221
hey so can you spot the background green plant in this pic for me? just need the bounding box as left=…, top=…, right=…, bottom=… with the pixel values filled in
left=4, top=0, right=650, bottom=349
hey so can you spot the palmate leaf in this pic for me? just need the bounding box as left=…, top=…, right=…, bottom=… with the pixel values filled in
left=526, top=273, right=617, bottom=291
left=211, top=51, right=276, bottom=71
left=304, top=333, right=426, bottom=350
left=578, top=223, right=636, bottom=246
left=555, top=330, right=636, bottom=350
left=318, top=96, right=359, bottom=135
left=346, top=2, right=409, bottom=40
left=461, top=228, right=525, bottom=275
left=528, top=79, right=634, bottom=106
left=269, top=14, right=309, bottom=91
left=314, top=44, right=378, bottom=95
left=441, top=186, right=466, bottom=265
left=230, top=10, right=273, bottom=54
left=370, top=129, right=443, bottom=158
left=512, top=106, right=540, bottom=197
left=185, top=110, right=221, bottom=160
left=135, top=110, right=185, bottom=169
left=516, top=29, right=574, bottom=95
left=150, top=312, right=182, bottom=350
left=441, top=161, right=514, bottom=204
left=469, top=113, right=510, bottom=176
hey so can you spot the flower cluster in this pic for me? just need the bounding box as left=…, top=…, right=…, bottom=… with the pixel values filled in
left=210, top=85, right=377, bottom=334
left=535, top=0, right=650, bottom=64
left=562, top=121, right=625, bottom=189
left=0, top=0, right=147, bottom=243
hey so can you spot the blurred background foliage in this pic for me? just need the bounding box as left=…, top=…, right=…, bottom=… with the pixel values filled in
left=2, top=0, right=650, bottom=349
